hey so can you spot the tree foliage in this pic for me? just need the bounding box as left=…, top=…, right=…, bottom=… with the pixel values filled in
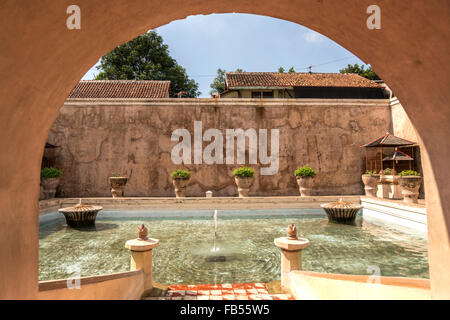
left=339, top=63, right=380, bottom=80
left=278, top=67, right=285, bottom=73
left=95, top=31, right=200, bottom=97
left=210, top=68, right=244, bottom=95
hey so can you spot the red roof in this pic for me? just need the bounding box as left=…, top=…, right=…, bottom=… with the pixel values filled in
left=225, top=72, right=381, bottom=89
left=383, top=151, right=414, bottom=161
left=362, top=132, right=416, bottom=148
left=68, top=80, right=170, bottom=99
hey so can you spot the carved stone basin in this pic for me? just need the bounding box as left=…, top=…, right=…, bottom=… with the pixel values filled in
left=58, top=201, right=103, bottom=228
left=320, top=198, right=363, bottom=224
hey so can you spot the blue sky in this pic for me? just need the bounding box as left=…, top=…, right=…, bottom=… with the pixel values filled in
left=82, top=13, right=367, bottom=97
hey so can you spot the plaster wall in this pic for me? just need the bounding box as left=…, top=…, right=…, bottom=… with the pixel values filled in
left=287, top=271, right=431, bottom=300
left=38, top=270, right=144, bottom=300
left=390, top=99, right=419, bottom=142
left=47, top=99, right=391, bottom=197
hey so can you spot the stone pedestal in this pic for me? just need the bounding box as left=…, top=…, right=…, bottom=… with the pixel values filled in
left=111, top=186, right=125, bottom=198
left=172, top=178, right=189, bottom=198
left=377, top=175, right=402, bottom=200
left=125, top=237, right=160, bottom=294
left=296, top=177, right=313, bottom=197
left=41, top=177, right=60, bottom=199
left=110, top=177, right=127, bottom=198
left=362, top=174, right=379, bottom=197
left=378, top=180, right=390, bottom=199
left=234, top=177, right=253, bottom=197
left=274, top=237, right=310, bottom=289
left=399, top=176, right=421, bottom=204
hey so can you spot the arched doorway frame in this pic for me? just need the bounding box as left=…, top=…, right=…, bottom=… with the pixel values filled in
left=0, top=0, right=448, bottom=299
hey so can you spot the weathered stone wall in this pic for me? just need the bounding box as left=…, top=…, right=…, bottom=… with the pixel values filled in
left=47, top=98, right=391, bottom=197
left=390, top=98, right=419, bottom=143
left=390, top=98, right=425, bottom=198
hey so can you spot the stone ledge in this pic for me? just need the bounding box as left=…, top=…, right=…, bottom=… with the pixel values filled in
left=361, top=196, right=427, bottom=232
left=40, top=195, right=362, bottom=211
left=64, top=98, right=390, bottom=108
left=38, top=269, right=143, bottom=292
left=287, top=271, right=430, bottom=300
left=361, top=196, right=426, bottom=212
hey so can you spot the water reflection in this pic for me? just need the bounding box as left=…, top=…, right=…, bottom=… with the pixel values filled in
left=39, top=210, right=429, bottom=284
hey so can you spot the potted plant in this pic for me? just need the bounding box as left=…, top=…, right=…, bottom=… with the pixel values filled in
left=233, top=166, right=255, bottom=197
left=171, top=169, right=190, bottom=198
left=109, top=173, right=128, bottom=198
left=398, top=170, right=421, bottom=203
left=380, top=167, right=392, bottom=182
left=361, top=170, right=380, bottom=197
left=41, top=167, right=62, bottom=199
left=294, top=165, right=316, bottom=196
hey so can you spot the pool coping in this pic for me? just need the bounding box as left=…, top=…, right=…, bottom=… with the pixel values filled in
left=39, top=195, right=362, bottom=213
left=40, top=195, right=428, bottom=234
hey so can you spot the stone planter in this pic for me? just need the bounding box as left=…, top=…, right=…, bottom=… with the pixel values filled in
left=399, top=176, right=422, bottom=204
left=296, top=176, right=313, bottom=196
left=172, top=178, right=189, bottom=198
left=361, top=174, right=379, bottom=197
left=378, top=175, right=402, bottom=199
left=39, top=185, right=46, bottom=200
left=59, top=203, right=103, bottom=228
left=41, top=177, right=60, bottom=199
left=109, top=177, right=128, bottom=198
left=379, top=174, right=391, bottom=198
left=234, top=176, right=253, bottom=197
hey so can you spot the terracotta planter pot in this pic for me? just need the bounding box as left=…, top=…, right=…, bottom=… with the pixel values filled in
left=398, top=176, right=422, bottom=204
left=234, top=176, right=253, bottom=197
left=109, top=177, right=128, bottom=198
left=41, top=177, right=60, bottom=199
left=361, top=174, right=379, bottom=197
left=296, top=176, right=313, bottom=196
left=172, top=178, right=189, bottom=198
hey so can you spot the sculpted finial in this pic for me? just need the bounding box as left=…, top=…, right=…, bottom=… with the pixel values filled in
left=287, top=224, right=298, bottom=240
left=138, top=224, right=148, bottom=240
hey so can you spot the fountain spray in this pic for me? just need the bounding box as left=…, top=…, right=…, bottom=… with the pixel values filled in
left=212, top=209, right=219, bottom=252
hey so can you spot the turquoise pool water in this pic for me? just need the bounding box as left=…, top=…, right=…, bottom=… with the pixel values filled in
left=39, top=209, right=429, bottom=284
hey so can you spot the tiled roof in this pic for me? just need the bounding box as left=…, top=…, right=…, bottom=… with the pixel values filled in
left=68, top=80, right=170, bottom=99
left=362, top=132, right=416, bottom=148
left=383, top=151, right=414, bottom=161
left=225, top=72, right=381, bottom=89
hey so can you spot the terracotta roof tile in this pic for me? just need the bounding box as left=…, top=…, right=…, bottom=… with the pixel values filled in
left=225, top=72, right=380, bottom=89
left=68, top=80, right=170, bottom=99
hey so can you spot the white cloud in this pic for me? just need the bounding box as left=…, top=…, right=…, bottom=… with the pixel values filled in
left=304, top=30, right=324, bottom=43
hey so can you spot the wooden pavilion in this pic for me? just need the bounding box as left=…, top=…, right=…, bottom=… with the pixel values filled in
left=361, top=132, right=417, bottom=174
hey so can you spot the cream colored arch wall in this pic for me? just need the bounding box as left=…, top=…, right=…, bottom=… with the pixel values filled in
left=0, top=0, right=449, bottom=299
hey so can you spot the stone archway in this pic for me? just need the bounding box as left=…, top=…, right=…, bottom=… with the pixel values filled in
left=0, top=0, right=448, bottom=299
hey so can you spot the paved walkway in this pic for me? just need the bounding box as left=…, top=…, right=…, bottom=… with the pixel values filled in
left=144, top=283, right=294, bottom=300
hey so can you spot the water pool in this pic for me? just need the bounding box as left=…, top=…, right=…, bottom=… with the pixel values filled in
left=39, top=209, right=429, bottom=284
